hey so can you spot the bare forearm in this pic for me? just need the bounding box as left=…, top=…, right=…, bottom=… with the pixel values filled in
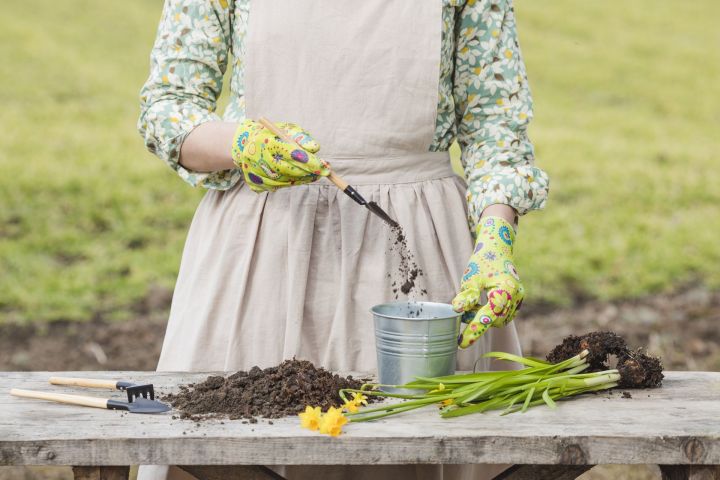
left=481, top=204, right=518, bottom=228
left=179, top=121, right=238, bottom=172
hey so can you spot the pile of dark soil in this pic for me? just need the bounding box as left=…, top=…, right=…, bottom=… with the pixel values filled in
left=165, top=359, right=366, bottom=421
left=547, top=331, right=664, bottom=388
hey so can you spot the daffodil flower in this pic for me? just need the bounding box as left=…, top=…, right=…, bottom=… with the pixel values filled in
left=351, top=392, right=368, bottom=407
left=318, top=407, right=348, bottom=437
left=298, top=405, right=322, bottom=431
left=342, top=399, right=359, bottom=413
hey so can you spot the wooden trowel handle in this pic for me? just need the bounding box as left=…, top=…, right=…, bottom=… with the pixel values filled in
left=327, top=172, right=349, bottom=190
left=257, top=117, right=349, bottom=191
left=49, top=377, right=118, bottom=390
left=11, top=388, right=109, bottom=409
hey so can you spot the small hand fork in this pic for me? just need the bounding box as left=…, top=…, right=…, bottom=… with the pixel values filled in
left=49, top=376, right=156, bottom=403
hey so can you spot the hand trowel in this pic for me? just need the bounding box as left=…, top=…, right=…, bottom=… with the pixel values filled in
left=258, top=117, right=399, bottom=228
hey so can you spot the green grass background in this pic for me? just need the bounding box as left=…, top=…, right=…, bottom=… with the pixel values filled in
left=0, top=0, right=718, bottom=323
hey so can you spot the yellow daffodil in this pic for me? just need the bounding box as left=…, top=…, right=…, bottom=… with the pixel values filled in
left=343, top=399, right=359, bottom=413
left=318, top=407, right=348, bottom=437
left=343, top=391, right=369, bottom=413
left=298, top=405, right=322, bottom=431
left=351, top=392, right=368, bottom=407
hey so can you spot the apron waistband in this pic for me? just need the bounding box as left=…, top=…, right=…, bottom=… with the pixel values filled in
left=319, top=151, right=455, bottom=186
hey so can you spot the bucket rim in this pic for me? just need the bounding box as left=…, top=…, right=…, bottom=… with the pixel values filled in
left=370, top=301, right=461, bottom=321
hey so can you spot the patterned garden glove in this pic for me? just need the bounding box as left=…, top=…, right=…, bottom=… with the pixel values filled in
left=231, top=119, right=330, bottom=192
left=452, top=216, right=525, bottom=349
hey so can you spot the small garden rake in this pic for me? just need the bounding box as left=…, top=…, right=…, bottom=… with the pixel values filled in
left=49, top=376, right=156, bottom=403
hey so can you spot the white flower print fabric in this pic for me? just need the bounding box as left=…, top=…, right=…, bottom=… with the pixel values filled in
left=138, top=0, right=549, bottom=227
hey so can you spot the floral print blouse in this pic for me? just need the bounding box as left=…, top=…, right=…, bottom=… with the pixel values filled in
left=139, top=0, right=550, bottom=226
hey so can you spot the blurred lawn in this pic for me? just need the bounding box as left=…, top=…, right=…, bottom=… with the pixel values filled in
left=0, top=0, right=718, bottom=323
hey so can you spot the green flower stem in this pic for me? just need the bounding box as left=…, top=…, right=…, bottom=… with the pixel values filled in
left=346, top=402, right=433, bottom=422
left=341, top=350, right=621, bottom=422
left=344, top=392, right=457, bottom=417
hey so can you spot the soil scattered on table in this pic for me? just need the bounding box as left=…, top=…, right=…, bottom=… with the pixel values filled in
left=164, top=359, right=367, bottom=421
left=546, top=330, right=664, bottom=389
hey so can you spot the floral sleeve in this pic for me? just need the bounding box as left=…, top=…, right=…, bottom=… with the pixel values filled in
left=454, top=0, right=550, bottom=229
left=138, top=0, right=238, bottom=189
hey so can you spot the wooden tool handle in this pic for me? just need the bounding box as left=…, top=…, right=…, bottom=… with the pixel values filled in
left=327, top=171, right=348, bottom=190
left=257, top=117, right=349, bottom=191
left=10, top=388, right=109, bottom=409
left=49, top=377, right=118, bottom=390
left=258, top=117, right=296, bottom=144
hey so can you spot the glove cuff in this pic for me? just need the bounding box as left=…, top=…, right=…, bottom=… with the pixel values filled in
left=475, top=216, right=516, bottom=252
left=230, top=119, right=257, bottom=166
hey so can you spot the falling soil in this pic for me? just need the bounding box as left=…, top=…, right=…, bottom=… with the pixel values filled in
left=546, top=331, right=664, bottom=389
left=406, top=302, right=424, bottom=318
left=388, top=225, right=426, bottom=300
left=164, top=359, right=366, bottom=421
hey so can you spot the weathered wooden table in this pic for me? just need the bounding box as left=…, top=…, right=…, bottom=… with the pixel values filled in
left=1, top=371, right=719, bottom=480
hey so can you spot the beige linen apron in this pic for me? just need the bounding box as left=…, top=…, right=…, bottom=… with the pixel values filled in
left=139, top=1, right=521, bottom=478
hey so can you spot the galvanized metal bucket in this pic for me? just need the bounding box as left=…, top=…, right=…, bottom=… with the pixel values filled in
left=371, top=302, right=461, bottom=393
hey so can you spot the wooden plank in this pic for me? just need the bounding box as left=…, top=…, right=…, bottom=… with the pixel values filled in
left=1, top=371, right=719, bottom=466
left=179, top=465, right=287, bottom=480
left=72, top=466, right=129, bottom=480
left=494, top=464, right=592, bottom=480
left=660, top=465, right=720, bottom=480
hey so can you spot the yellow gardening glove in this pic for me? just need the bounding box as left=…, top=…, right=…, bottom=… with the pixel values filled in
left=231, top=119, right=330, bottom=192
left=452, top=216, right=525, bottom=349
